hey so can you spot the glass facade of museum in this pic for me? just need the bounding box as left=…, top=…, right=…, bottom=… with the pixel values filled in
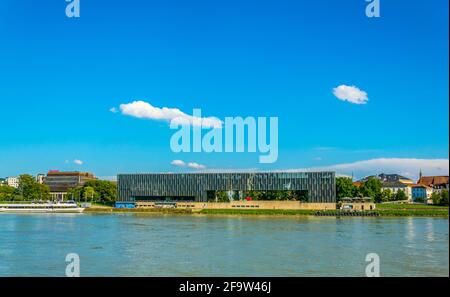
left=117, top=172, right=336, bottom=203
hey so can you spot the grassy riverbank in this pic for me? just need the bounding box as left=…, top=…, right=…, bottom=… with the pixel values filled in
left=84, top=207, right=193, bottom=214
left=376, top=203, right=448, bottom=210
left=84, top=207, right=315, bottom=216
left=199, top=208, right=448, bottom=217
left=83, top=205, right=448, bottom=217
left=376, top=209, right=448, bottom=217
left=198, top=209, right=316, bottom=216
left=375, top=203, right=449, bottom=217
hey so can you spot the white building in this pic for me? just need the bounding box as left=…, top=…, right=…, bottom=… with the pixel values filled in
left=36, top=173, right=46, bottom=184
left=381, top=181, right=413, bottom=202
left=6, top=177, right=19, bottom=188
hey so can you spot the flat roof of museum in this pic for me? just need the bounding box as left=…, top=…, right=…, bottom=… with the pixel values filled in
left=117, top=171, right=335, bottom=175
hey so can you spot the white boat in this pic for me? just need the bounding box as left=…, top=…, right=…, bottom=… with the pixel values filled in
left=0, top=201, right=85, bottom=213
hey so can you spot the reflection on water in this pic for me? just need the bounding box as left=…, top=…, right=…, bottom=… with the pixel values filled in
left=406, top=217, right=415, bottom=242
left=426, top=219, right=435, bottom=242
left=0, top=214, right=448, bottom=276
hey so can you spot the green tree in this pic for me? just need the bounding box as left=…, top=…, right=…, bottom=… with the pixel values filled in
left=38, top=184, right=51, bottom=200
left=232, top=190, right=241, bottom=201
left=293, top=190, right=308, bottom=202
left=66, top=186, right=83, bottom=201
left=380, top=189, right=393, bottom=202
left=83, top=180, right=117, bottom=202
left=264, top=191, right=278, bottom=200
left=336, top=177, right=357, bottom=201
left=440, top=190, right=449, bottom=206
left=431, top=191, right=441, bottom=205
left=18, top=174, right=49, bottom=201
left=353, top=186, right=361, bottom=197
left=360, top=177, right=382, bottom=202
left=0, top=185, right=16, bottom=201
left=394, top=189, right=407, bottom=201
left=432, top=190, right=449, bottom=206
left=83, top=186, right=95, bottom=202
left=274, top=190, right=289, bottom=200
left=243, top=190, right=263, bottom=201
left=215, top=190, right=230, bottom=202
left=206, top=190, right=216, bottom=202
left=241, top=190, right=307, bottom=201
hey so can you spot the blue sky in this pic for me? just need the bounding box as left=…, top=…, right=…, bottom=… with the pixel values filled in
left=0, top=0, right=448, bottom=179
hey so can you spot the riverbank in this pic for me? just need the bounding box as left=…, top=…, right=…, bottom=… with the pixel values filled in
left=84, top=207, right=193, bottom=214
left=199, top=208, right=448, bottom=217
left=83, top=205, right=449, bottom=217
left=84, top=207, right=317, bottom=216
left=375, top=203, right=449, bottom=217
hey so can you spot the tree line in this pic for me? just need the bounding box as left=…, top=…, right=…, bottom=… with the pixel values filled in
left=0, top=174, right=50, bottom=201
left=431, top=190, right=449, bottom=206
left=0, top=175, right=117, bottom=203
left=336, top=176, right=449, bottom=205
left=65, top=180, right=117, bottom=203
left=336, top=176, right=408, bottom=203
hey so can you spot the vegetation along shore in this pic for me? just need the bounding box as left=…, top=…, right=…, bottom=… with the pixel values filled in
left=83, top=204, right=449, bottom=217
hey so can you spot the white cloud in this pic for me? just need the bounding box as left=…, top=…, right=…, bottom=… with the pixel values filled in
left=74, top=159, right=83, bottom=165
left=97, top=176, right=117, bottom=181
left=333, top=85, right=368, bottom=104
left=286, top=158, right=449, bottom=180
left=110, top=107, right=118, bottom=113
left=171, top=160, right=186, bottom=167
left=336, top=173, right=353, bottom=178
left=171, top=160, right=206, bottom=170
left=196, top=158, right=448, bottom=181
left=187, top=162, right=206, bottom=170
left=115, top=100, right=222, bottom=128
left=194, top=168, right=260, bottom=173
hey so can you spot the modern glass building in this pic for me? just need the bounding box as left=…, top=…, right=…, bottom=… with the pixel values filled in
left=117, top=172, right=336, bottom=203
left=44, top=171, right=97, bottom=200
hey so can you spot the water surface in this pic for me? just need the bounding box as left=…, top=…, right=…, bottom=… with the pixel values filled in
left=0, top=214, right=448, bottom=276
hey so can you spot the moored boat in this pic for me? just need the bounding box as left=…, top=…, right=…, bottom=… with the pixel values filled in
left=0, top=201, right=84, bottom=213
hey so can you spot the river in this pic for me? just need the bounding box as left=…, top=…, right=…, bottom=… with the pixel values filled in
left=0, top=213, right=448, bottom=276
